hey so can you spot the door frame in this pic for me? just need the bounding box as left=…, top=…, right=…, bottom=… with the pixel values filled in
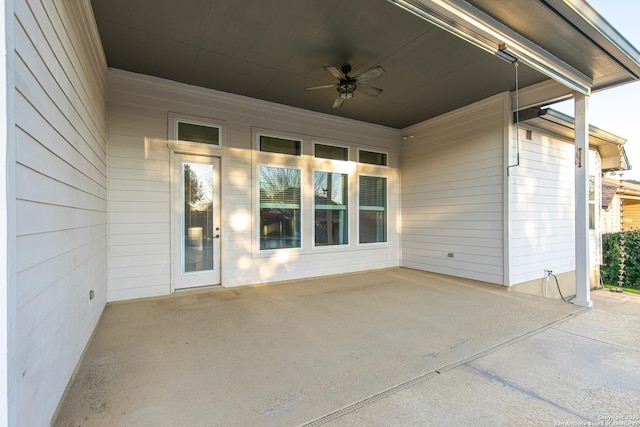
left=170, top=152, right=222, bottom=291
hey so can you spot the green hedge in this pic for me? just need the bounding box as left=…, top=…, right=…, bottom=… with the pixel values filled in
left=601, top=230, right=640, bottom=289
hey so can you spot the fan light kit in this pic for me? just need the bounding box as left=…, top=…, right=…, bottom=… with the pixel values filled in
left=305, top=64, right=385, bottom=108
left=338, top=81, right=357, bottom=99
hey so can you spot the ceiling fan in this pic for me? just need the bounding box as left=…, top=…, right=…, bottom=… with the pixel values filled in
left=305, top=64, right=385, bottom=108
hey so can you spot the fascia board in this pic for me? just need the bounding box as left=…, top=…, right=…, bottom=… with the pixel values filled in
left=390, top=0, right=593, bottom=94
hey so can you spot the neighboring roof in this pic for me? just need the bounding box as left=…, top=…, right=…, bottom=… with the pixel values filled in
left=519, top=107, right=629, bottom=172
left=602, top=180, right=619, bottom=209
left=602, top=177, right=640, bottom=208
left=89, top=0, right=640, bottom=129
left=618, top=180, right=640, bottom=200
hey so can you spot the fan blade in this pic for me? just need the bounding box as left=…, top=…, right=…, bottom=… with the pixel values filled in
left=357, top=84, right=383, bottom=97
left=332, top=95, right=345, bottom=108
left=353, top=66, right=385, bottom=82
left=324, top=66, right=345, bottom=79
left=305, top=84, right=337, bottom=91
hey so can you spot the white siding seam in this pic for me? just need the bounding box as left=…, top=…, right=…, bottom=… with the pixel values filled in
left=14, top=13, right=106, bottom=163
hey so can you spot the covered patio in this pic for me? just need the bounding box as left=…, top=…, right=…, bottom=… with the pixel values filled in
left=52, top=268, right=639, bottom=426
left=6, top=1, right=640, bottom=424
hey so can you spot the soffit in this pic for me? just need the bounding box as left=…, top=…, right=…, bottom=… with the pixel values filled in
left=466, top=0, right=640, bottom=90
left=90, top=0, right=639, bottom=129
left=521, top=107, right=628, bottom=171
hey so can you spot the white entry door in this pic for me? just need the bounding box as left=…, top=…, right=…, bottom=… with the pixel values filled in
left=172, top=154, right=221, bottom=290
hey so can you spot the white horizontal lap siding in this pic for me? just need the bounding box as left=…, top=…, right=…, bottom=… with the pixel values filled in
left=107, top=70, right=400, bottom=297
left=510, top=129, right=575, bottom=285
left=601, top=193, right=621, bottom=234
left=400, top=94, right=507, bottom=285
left=12, top=1, right=107, bottom=426
left=107, top=129, right=171, bottom=301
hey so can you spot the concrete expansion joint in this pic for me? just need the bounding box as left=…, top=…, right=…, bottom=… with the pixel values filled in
left=552, top=326, right=640, bottom=354
left=300, top=309, right=588, bottom=427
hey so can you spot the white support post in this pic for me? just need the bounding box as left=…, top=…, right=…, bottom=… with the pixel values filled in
left=574, top=93, right=593, bottom=307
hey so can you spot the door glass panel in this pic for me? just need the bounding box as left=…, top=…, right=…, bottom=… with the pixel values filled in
left=183, top=162, right=214, bottom=273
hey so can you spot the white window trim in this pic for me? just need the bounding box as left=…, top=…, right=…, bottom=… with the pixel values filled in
left=357, top=148, right=389, bottom=168
left=168, top=112, right=224, bottom=151
left=255, top=163, right=304, bottom=254
left=589, top=149, right=601, bottom=233
left=313, top=141, right=350, bottom=162
left=357, top=173, right=389, bottom=246
left=312, top=169, right=350, bottom=249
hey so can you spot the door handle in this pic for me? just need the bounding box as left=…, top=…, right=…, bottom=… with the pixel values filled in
left=214, top=234, right=220, bottom=239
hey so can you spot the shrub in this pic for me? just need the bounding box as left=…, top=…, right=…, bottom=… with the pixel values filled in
left=601, top=230, right=640, bottom=289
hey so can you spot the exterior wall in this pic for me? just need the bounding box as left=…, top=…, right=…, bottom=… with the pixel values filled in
left=107, top=70, right=401, bottom=301
left=601, top=181, right=640, bottom=233
left=508, top=270, right=575, bottom=299
left=623, top=200, right=640, bottom=230
left=510, top=127, right=574, bottom=284
left=400, top=94, right=507, bottom=285
left=11, top=1, right=107, bottom=425
left=602, top=192, right=622, bottom=234
left=1, top=1, right=12, bottom=424
left=509, top=126, right=601, bottom=291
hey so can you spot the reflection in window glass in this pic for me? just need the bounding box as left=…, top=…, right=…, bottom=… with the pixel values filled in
left=359, top=150, right=387, bottom=166
left=178, top=121, right=220, bottom=145
left=260, top=135, right=301, bottom=156
left=183, top=163, right=214, bottom=273
left=259, top=166, right=301, bottom=249
left=315, top=144, right=348, bottom=161
left=314, top=172, right=348, bottom=246
left=359, top=175, right=387, bottom=243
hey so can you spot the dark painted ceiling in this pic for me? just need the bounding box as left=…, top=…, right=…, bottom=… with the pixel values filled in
left=90, top=0, right=637, bottom=129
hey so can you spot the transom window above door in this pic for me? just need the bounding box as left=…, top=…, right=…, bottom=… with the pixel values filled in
left=168, top=113, right=224, bottom=149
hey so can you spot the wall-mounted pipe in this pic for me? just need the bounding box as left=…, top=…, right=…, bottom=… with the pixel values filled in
left=507, top=62, right=520, bottom=176
left=544, top=270, right=575, bottom=302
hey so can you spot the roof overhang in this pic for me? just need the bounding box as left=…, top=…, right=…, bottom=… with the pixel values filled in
left=388, top=0, right=593, bottom=94
left=90, top=0, right=640, bottom=128
left=520, top=107, right=630, bottom=172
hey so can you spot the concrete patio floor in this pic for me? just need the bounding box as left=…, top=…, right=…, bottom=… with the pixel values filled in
left=52, top=268, right=640, bottom=426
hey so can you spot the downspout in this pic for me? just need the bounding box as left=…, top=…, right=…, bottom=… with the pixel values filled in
left=503, top=91, right=512, bottom=287
left=507, top=61, right=520, bottom=176
left=504, top=62, right=519, bottom=286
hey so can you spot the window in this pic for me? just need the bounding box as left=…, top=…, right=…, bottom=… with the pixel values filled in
left=589, top=175, right=596, bottom=230
left=177, top=121, right=220, bottom=145
left=260, top=135, right=301, bottom=156
left=359, top=175, right=387, bottom=243
left=315, top=143, right=348, bottom=161
left=359, top=150, right=387, bottom=166
left=314, top=172, right=348, bottom=246
left=259, top=166, right=301, bottom=249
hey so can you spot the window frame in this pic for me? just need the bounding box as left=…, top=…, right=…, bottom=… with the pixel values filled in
left=168, top=113, right=224, bottom=149
left=588, top=174, right=596, bottom=230
left=256, top=164, right=303, bottom=252
left=257, top=132, right=302, bottom=157
left=357, top=173, right=388, bottom=245
left=357, top=148, right=388, bottom=167
left=313, top=141, right=350, bottom=162
left=588, top=149, right=600, bottom=232
left=312, top=169, right=350, bottom=248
